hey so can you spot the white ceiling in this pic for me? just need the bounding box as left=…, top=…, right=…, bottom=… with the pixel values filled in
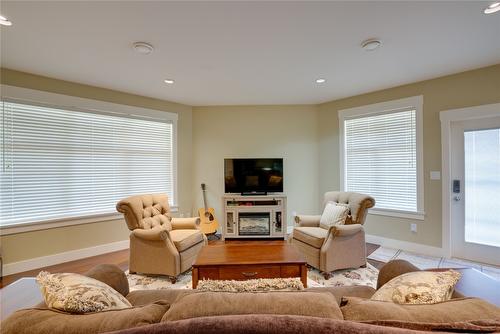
left=1, top=1, right=499, bottom=106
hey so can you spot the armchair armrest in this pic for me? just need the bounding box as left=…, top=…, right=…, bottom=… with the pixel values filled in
left=330, top=224, right=364, bottom=237
left=132, top=228, right=169, bottom=241
left=171, top=217, right=200, bottom=230
left=294, top=215, right=321, bottom=227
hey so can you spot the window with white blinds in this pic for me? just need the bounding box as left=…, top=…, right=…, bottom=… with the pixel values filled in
left=0, top=100, right=175, bottom=227
left=341, top=97, right=423, bottom=217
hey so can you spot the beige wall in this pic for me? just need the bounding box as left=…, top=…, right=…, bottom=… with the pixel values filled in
left=318, top=64, right=500, bottom=247
left=0, top=69, right=193, bottom=264
left=1, top=64, right=499, bottom=265
left=192, top=105, right=320, bottom=229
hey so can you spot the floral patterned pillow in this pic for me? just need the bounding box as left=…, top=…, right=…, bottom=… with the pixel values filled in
left=197, top=278, right=304, bottom=293
left=371, top=270, right=461, bottom=304
left=36, top=271, right=132, bottom=313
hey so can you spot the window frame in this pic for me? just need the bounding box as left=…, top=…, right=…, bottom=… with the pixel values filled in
left=0, top=85, right=178, bottom=235
left=338, top=95, right=425, bottom=220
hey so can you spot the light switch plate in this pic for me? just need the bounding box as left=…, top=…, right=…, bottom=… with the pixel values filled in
left=430, top=171, right=441, bottom=180
left=411, top=223, right=417, bottom=233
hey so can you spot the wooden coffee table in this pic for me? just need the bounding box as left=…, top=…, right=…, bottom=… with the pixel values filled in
left=192, top=244, right=307, bottom=288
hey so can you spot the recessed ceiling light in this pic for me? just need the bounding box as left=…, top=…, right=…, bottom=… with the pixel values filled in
left=361, top=38, right=382, bottom=51
left=132, top=42, right=154, bottom=55
left=164, top=79, right=175, bottom=84
left=315, top=78, right=326, bottom=84
left=0, top=15, right=12, bottom=26
left=484, top=2, right=500, bottom=14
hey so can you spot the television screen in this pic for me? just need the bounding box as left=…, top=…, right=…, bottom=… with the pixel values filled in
left=224, top=158, right=283, bottom=194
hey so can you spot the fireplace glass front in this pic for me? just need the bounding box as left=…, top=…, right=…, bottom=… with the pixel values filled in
left=238, top=212, right=270, bottom=236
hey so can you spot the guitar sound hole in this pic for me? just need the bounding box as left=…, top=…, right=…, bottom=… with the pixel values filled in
left=205, top=212, right=214, bottom=221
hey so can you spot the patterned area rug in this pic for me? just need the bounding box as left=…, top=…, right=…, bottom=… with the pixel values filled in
left=127, top=263, right=378, bottom=292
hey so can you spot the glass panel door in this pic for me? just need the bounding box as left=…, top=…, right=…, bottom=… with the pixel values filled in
left=464, top=128, right=500, bottom=247
left=451, top=117, right=500, bottom=266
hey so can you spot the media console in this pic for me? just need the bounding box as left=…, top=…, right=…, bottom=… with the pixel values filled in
left=222, top=194, right=287, bottom=240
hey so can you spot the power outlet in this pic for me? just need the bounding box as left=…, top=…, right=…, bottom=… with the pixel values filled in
left=410, top=223, right=417, bottom=233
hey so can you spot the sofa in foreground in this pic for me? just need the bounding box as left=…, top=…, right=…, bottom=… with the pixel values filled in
left=1, top=260, right=499, bottom=334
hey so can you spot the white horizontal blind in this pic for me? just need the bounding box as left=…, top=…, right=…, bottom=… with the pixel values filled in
left=344, top=109, right=417, bottom=212
left=0, top=101, right=174, bottom=226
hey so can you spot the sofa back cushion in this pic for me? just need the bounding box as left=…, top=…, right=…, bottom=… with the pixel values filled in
left=162, top=291, right=343, bottom=321
left=0, top=301, right=170, bottom=334
left=340, top=297, right=500, bottom=323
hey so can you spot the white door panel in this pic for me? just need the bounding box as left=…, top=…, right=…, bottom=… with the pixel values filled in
left=450, top=116, right=500, bottom=266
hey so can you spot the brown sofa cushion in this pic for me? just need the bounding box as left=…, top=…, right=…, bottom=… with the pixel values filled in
left=340, top=297, right=500, bottom=323
left=169, top=229, right=204, bottom=252
left=106, top=314, right=432, bottom=334
left=126, top=289, right=194, bottom=306
left=0, top=301, right=170, bottom=334
left=307, top=285, right=376, bottom=304
left=162, top=291, right=343, bottom=321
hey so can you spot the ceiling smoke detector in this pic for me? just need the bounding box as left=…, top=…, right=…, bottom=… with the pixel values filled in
left=361, top=39, right=382, bottom=51
left=132, top=42, right=154, bottom=55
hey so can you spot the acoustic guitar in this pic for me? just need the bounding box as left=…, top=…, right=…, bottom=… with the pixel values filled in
left=198, top=183, right=219, bottom=235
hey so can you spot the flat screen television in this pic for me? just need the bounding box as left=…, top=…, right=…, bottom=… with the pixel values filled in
left=224, top=158, right=283, bottom=194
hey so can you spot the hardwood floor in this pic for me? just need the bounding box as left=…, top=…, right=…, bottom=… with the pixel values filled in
left=0, top=249, right=129, bottom=288
left=0, top=240, right=381, bottom=289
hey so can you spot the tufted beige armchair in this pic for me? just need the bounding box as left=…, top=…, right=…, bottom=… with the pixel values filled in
left=291, top=191, right=375, bottom=277
left=116, top=194, right=207, bottom=282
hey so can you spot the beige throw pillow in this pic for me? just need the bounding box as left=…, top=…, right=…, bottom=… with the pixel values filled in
left=371, top=270, right=462, bottom=304
left=37, top=271, right=132, bottom=313
left=320, top=202, right=349, bottom=229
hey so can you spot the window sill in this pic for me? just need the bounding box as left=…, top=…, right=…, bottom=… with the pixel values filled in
left=0, top=205, right=179, bottom=236
left=369, top=209, right=425, bottom=221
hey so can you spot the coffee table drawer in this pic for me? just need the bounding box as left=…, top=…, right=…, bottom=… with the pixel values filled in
left=219, top=265, right=281, bottom=280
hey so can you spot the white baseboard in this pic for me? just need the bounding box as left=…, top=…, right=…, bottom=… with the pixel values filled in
left=2, top=240, right=129, bottom=276
left=366, top=234, right=444, bottom=258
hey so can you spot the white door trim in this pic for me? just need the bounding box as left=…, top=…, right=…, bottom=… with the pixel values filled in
left=440, top=102, right=500, bottom=259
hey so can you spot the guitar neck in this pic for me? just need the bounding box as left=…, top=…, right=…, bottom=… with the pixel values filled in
left=201, top=184, right=208, bottom=210
left=202, top=191, right=208, bottom=211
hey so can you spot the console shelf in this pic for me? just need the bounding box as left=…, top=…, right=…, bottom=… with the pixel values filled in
left=222, top=194, right=287, bottom=240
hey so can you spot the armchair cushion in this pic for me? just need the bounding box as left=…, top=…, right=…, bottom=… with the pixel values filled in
left=293, top=227, right=328, bottom=248
left=169, top=229, right=204, bottom=252
left=320, top=202, right=349, bottom=229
